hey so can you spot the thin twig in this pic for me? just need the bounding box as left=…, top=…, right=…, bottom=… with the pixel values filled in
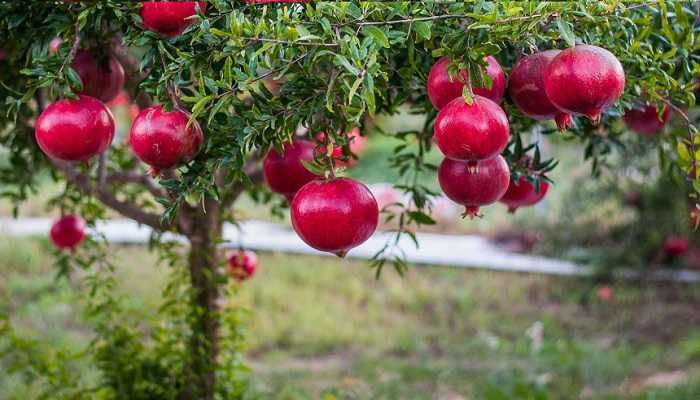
left=238, top=37, right=338, bottom=47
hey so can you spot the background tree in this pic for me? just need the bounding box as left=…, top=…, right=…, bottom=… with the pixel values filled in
left=0, top=1, right=698, bottom=399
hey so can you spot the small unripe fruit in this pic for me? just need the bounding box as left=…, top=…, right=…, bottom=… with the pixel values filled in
left=140, top=1, right=207, bottom=38
left=129, top=106, right=204, bottom=173
left=433, top=95, right=510, bottom=161
left=35, top=95, right=115, bottom=162
left=508, top=50, right=572, bottom=130
left=50, top=214, right=87, bottom=250
left=263, top=140, right=318, bottom=201
left=291, top=178, right=379, bottom=257
left=544, top=45, right=625, bottom=122
left=426, top=56, right=506, bottom=109
left=227, top=250, right=259, bottom=281
left=71, top=49, right=125, bottom=103
left=438, top=155, right=510, bottom=218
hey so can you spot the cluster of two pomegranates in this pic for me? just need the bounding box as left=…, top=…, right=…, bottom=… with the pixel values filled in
left=429, top=45, right=626, bottom=216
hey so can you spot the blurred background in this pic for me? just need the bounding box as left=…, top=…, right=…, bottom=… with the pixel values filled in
left=1, top=99, right=700, bottom=399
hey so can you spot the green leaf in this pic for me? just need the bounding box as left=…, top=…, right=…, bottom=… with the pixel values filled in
left=362, top=26, right=390, bottom=48
left=556, top=18, right=576, bottom=48
left=334, top=54, right=360, bottom=76
left=413, top=21, right=431, bottom=40
left=408, top=211, right=436, bottom=225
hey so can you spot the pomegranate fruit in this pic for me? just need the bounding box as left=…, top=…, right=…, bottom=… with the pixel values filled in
left=499, top=176, right=550, bottom=213
left=291, top=178, right=379, bottom=257
left=316, top=128, right=368, bottom=168
left=263, top=140, right=318, bottom=201
left=140, top=1, right=207, bottom=38
left=129, top=106, right=204, bottom=173
left=35, top=95, right=115, bottom=162
left=433, top=95, right=510, bottom=161
left=438, top=155, right=510, bottom=218
left=623, top=102, right=670, bottom=136
left=71, top=49, right=125, bottom=103
left=426, top=56, right=506, bottom=109
left=508, top=50, right=572, bottom=130
left=48, top=37, right=63, bottom=54
left=50, top=214, right=87, bottom=250
left=227, top=250, right=259, bottom=281
left=544, top=44, right=625, bottom=122
left=664, top=236, right=689, bottom=258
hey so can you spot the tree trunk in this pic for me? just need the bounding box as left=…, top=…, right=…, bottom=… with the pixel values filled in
left=181, top=198, right=222, bottom=400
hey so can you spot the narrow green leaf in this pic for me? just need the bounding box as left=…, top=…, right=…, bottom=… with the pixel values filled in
left=556, top=18, right=576, bottom=48
left=362, top=26, right=390, bottom=48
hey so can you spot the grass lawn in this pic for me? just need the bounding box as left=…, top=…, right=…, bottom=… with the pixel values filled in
left=1, top=236, right=700, bottom=399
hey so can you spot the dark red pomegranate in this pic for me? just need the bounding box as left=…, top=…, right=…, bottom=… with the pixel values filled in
left=508, top=50, right=572, bottom=130
left=433, top=95, right=510, bottom=161
left=263, top=140, right=318, bottom=201
left=499, top=176, right=550, bottom=213
left=544, top=45, right=625, bottom=122
left=35, top=95, right=115, bottom=162
left=438, top=155, right=510, bottom=218
left=291, top=178, right=379, bottom=257
left=427, top=56, right=506, bottom=109
left=140, top=1, right=207, bottom=38
left=50, top=214, right=87, bottom=250
left=71, top=49, right=125, bottom=103
left=664, top=236, right=689, bottom=258
left=227, top=250, right=259, bottom=281
left=315, top=128, right=368, bottom=168
left=623, top=102, right=670, bottom=136
left=129, top=106, right=204, bottom=172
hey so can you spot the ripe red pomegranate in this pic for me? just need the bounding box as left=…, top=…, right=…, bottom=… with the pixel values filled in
left=433, top=95, right=509, bottom=161
left=316, top=128, right=368, bottom=168
left=427, top=56, right=506, bottom=109
left=664, top=236, right=689, bottom=258
left=508, top=50, right=572, bottom=130
left=129, top=106, right=204, bottom=173
left=71, top=49, right=125, bottom=103
left=291, top=178, right=379, bottom=257
left=438, top=155, right=510, bottom=218
left=499, top=176, right=550, bottom=213
left=544, top=45, right=625, bottom=122
left=263, top=140, right=318, bottom=201
left=50, top=214, right=87, bottom=250
left=140, top=1, right=207, bottom=38
left=35, top=95, right=115, bottom=162
left=227, top=250, right=259, bottom=281
left=623, top=102, right=670, bottom=136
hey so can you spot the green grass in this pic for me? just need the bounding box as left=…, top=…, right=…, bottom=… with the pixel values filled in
left=1, top=236, right=700, bottom=399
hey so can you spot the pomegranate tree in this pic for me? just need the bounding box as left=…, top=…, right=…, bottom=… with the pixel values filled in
left=291, top=178, right=379, bottom=257
left=50, top=214, right=87, bottom=250
left=509, top=50, right=572, bottom=130
left=544, top=44, right=625, bottom=122
left=129, top=106, right=204, bottom=173
left=433, top=95, right=510, bottom=161
left=438, top=155, right=511, bottom=218
left=35, top=95, right=115, bottom=162
left=426, top=56, right=506, bottom=109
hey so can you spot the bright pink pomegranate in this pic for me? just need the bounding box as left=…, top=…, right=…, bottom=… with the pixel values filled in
left=227, top=250, right=259, bottom=281
left=50, top=214, right=87, bottom=250
left=426, top=56, right=506, bottom=109
left=623, top=102, right=670, bottom=136
left=664, top=236, right=689, bottom=258
left=263, top=140, right=318, bottom=201
left=544, top=45, right=625, bottom=122
left=499, top=176, right=550, bottom=213
left=35, top=95, right=115, bottom=162
left=291, top=178, right=379, bottom=257
left=438, top=155, right=510, bottom=218
left=140, top=1, right=207, bottom=38
left=129, top=106, right=203, bottom=173
left=508, top=50, right=572, bottom=130
left=316, top=128, right=368, bottom=168
left=71, top=49, right=125, bottom=103
left=433, top=95, right=510, bottom=161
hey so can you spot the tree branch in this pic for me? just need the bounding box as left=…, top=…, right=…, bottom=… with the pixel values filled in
left=107, top=170, right=168, bottom=199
